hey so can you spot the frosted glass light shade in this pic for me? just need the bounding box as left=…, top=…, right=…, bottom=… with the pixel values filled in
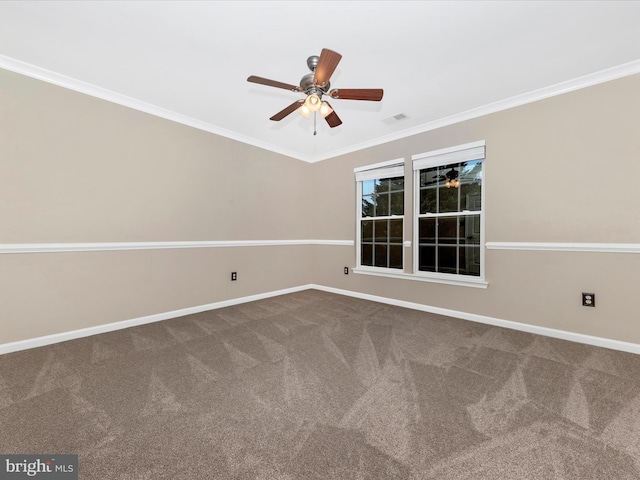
left=319, top=101, right=333, bottom=118
left=297, top=105, right=311, bottom=119
left=304, top=94, right=321, bottom=111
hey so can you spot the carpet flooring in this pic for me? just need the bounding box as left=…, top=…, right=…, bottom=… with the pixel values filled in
left=2, top=290, right=640, bottom=479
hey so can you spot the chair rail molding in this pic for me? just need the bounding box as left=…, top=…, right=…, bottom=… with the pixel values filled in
left=486, top=242, right=640, bottom=254
left=0, top=239, right=355, bottom=254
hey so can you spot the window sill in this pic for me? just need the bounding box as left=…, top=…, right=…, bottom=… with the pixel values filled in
left=352, top=267, right=488, bottom=289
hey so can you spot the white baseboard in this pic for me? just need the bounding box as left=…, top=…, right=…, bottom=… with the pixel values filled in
left=0, top=285, right=312, bottom=355
left=310, top=284, right=640, bottom=355
left=2, top=283, right=639, bottom=356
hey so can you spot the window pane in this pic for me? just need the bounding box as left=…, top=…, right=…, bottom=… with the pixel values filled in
left=419, top=218, right=436, bottom=243
left=361, top=243, right=373, bottom=266
left=420, top=168, right=439, bottom=187
left=389, top=245, right=403, bottom=269
left=389, top=219, right=403, bottom=243
left=419, top=245, right=436, bottom=272
left=441, top=163, right=461, bottom=187
left=420, top=188, right=437, bottom=214
left=374, top=219, right=388, bottom=242
left=376, top=178, right=390, bottom=192
left=362, top=196, right=375, bottom=217
left=438, top=246, right=458, bottom=274
left=361, top=220, right=373, bottom=242
left=438, top=217, right=458, bottom=244
left=374, top=245, right=388, bottom=267
left=362, top=179, right=375, bottom=195
left=462, top=246, right=481, bottom=276
left=460, top=159, right=483, bottom=184
left=375, top=193, right=389, bottom=216
left=390, top=191, right=404, bottom=215
left=461, top=214, right=481, bottom=245
left=438, top=184, right=458, bottom=213
left=460, top=183, right=482, bottom=211
left=389, top=177, right=404, bottom=192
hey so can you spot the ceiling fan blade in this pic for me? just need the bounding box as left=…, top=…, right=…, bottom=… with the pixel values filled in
left=247, top=75, right=302, bottom=92
left=270, top=100, right=304, bottom=121
left=323, top=102, right=342, bottom=128
left=328, top=88, right=384, bottom=101
left=314, top=48, right=342, bottom=87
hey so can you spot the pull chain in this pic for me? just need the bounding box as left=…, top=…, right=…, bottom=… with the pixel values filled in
left=313, top=111, right=317, bottom=135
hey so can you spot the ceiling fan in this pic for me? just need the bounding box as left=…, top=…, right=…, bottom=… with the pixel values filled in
left=247, top=48, right=383, bottom=134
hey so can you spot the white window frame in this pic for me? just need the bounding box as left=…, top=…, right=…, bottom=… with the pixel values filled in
left=354, top=158, right=405, bottom=273
left=411, top=140, right=487, bottom=288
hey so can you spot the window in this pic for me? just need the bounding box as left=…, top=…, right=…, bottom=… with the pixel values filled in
left=413, top=142, right=485, bottom=279
left=355, top=160, right=404, bottom=270
left=353, top=142, right=486, bottom=288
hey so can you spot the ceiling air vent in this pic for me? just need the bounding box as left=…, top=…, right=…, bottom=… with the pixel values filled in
left=382, top=113, right=408, bottom=125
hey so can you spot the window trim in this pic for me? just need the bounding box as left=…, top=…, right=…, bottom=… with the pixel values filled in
left=354, top=158, right=405, bottom=179
left=352, top=265, right=488, bottom=288
left=412, top=140, right=486, bottom=282
left=352, top=142, right=488, bottom=288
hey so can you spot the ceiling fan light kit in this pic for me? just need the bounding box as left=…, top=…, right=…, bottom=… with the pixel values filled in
left=304, top=93, right=322, bottom=111
left=247, top=48, right=384, bottom=134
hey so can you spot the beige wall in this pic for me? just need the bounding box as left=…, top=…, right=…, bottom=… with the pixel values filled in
left=0, top=246, right=312, bottom=342
left=0, top=69, right=312, bottom=243
left=2, top=67, right=640, bottom=346
left=310, top=73, right=640, bottom=344
left=0, top=69, right=313, bottom=344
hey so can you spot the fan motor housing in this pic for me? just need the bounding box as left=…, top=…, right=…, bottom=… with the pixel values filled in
left=300, top=73, right=328, bottom=95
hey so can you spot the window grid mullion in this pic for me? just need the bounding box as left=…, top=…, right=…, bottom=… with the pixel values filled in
left=417, top=211, right=482, bottom=218
left=362, top=215, right=404, bottom=221
left=435, top=216, right=439, bottom=272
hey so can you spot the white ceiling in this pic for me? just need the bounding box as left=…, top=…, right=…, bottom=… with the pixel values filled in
left=1, top=1, right=640, bottom=162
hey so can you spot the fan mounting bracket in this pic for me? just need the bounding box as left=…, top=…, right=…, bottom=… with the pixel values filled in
left=306, top=55, right=320, bottom=72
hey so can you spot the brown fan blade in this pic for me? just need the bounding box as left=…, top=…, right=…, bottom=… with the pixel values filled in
left=247, top=75, right=302, bottom=92
left=313, top=48, right=342, bottom=88
left=328, top=88, right=384, bottom=101
left=270, top=100, right=304, bottom=121
left=323, top=102, right=342, bottom=128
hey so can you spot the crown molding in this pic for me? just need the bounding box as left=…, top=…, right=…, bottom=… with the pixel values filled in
left=0, top=54, right=309, bottom=162
left=308, top=59, right=640, bottom=163
left=2, top=54, right=640, bottom=163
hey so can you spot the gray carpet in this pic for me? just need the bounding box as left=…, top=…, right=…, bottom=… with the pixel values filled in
left=1, top=289, right=640, bottom=479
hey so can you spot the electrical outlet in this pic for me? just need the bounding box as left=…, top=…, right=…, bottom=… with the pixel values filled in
left=231, top=272, right=237, bottom=281
left=344, top=267, right=349, bottom=275
left=582, top=292, right=595, bottom=307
